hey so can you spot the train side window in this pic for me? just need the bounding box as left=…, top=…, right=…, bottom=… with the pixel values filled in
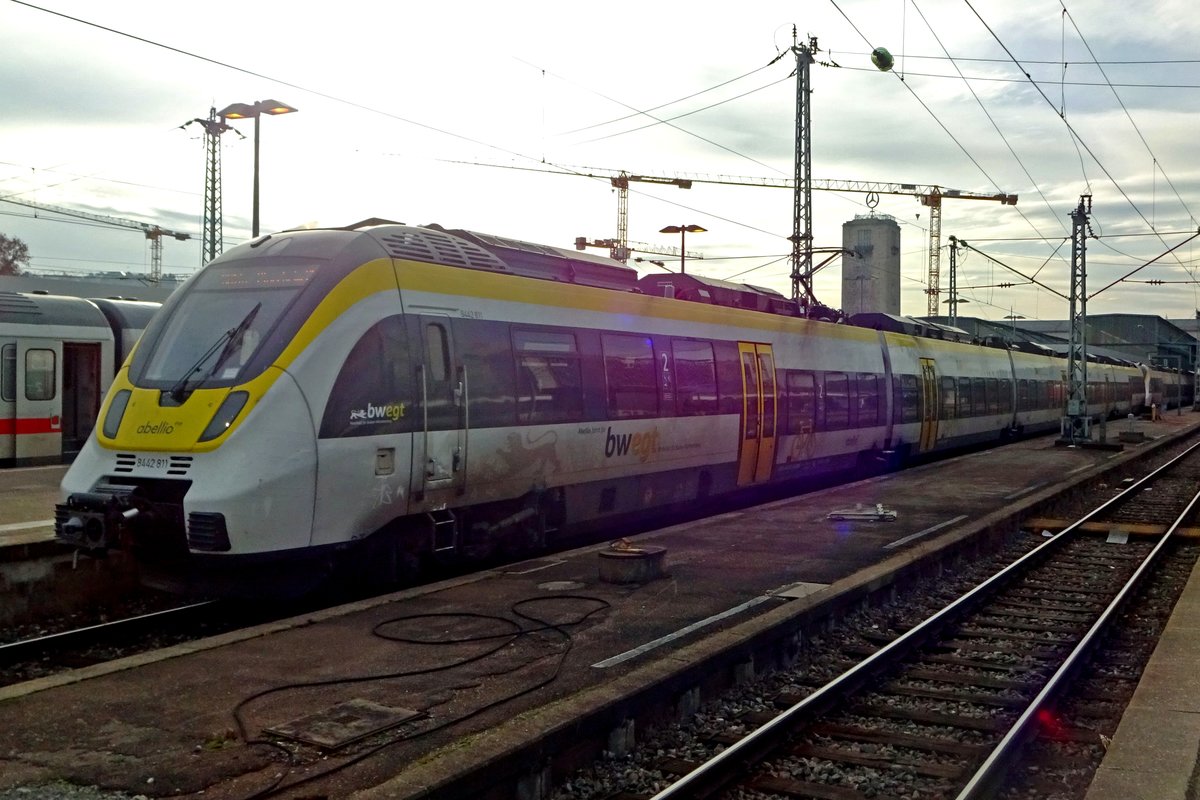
left=940, top=376, right=957, bottom=419
left=1017, top=379, right=1030, bottom=411
left=999, top=379, right=1012, bottom=413
left=958, top=377, right=972, bottom=417
left=425, top=323, right=450, bottom=383
left=319, top=316, right=415, bottom=438
left=858, top=373, right=881, bottom=426
left=514, top=330, right=583, bottom=425
left=824, top=372, right=850, bottom=430
left=672, top=340, right=718, bottom=416
left=971, top=377, right=986, bottom=416
left=759, top=351, right=777, bottom=437
left=986, top=378, right=999, bottom=414
left=786, top=371, right=816, bottom=434
left=25, top=349, right=56, bottom=401
left=900, top=374, right=920, bottom=423
left=0, top=344, right=14, bottom=402
left=602, top=333, right=657, bottom=418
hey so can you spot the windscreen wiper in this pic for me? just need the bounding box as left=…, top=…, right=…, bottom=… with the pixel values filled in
left=168, top=302, right=262, bottom=402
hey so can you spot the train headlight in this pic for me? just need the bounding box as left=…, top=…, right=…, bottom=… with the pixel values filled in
left=102, top=390, right=132, bottom=439
left=199, top=391, right=250, bottom=442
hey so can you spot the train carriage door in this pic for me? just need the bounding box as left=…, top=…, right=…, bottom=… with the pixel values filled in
left=737, top=342, right=777, bottom=485
left=61, top=343, right=102, bottom=459
left=14, top=339, right=62, bottom=463
left=0, top=341, right=13, bottom=462
left=412, top=316, right=467, bottom=507
left=918, top=357, right=938, bottom=452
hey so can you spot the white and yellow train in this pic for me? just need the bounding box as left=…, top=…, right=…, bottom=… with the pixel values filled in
left=54, top=221, right=1185, bottom=596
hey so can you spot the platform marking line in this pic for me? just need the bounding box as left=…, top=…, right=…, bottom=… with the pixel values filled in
left=883, top=515, right=968, bottom=551
left=591, top=595, right=777, bottom=669
left=1004, top=482, right=1048, bottom=500
left=0, top=519, right=54, bottom=533
left=1068, top=464, right=1093, bottom=475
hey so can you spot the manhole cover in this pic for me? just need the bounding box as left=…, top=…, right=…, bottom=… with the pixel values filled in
left=265, top=698, right=422, bottom=750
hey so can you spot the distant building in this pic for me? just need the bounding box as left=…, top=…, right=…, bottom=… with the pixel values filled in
left=841, top=215, right=900, bottom=316
left=923, top=313, right=1199, bottom=373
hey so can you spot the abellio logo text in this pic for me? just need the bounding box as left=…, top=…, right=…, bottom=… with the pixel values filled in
left=137, top=421, right=176, bottom=435
left=604, top=426, right=660, bottom=463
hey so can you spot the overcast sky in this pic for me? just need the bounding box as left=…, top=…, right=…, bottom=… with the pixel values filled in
left=4, top=0, right=1200, bottom=323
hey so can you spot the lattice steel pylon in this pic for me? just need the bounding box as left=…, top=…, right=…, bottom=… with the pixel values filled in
left=790, top=31, right=817, bottom=307
left=1061, top=194, right=1093, bottom=444
left=184, top=108, right=238, bottom=267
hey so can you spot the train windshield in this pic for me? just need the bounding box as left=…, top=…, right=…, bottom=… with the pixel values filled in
left=139, top=261, right=320, bottom=388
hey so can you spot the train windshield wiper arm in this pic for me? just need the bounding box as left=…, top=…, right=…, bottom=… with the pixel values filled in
left=168, top=302, right=262, bottom=401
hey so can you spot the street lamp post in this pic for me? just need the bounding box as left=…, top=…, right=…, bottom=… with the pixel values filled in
left=1004, top=311, right=1026, bottom=341
left=659, top=224, right=706, bottom=274
left=218, top=99, right=299, bottom=237
left=943, top=296, right=968, bottom=327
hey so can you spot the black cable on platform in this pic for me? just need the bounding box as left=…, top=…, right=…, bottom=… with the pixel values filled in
left=226, top=593, right=611, bottom=799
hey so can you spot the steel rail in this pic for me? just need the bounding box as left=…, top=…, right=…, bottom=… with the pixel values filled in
left=649, top=438, right=1200, bottom=800
left=0, top=601, right=215, bottom=667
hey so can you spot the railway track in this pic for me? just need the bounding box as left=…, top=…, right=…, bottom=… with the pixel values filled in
left=642, top=440, right=1200, bottom=800
left=0, top=600, right=284, bottom=686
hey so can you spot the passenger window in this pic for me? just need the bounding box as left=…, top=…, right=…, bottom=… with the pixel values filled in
left=758, top=352, right=776, bottom=437
left=787, top=371, right=816, bottom=434
left=824, top=372, right=850, bottom=430
left=25, top=349, right=55, bottom=401
left=858, top=373, right=880, bottom=426
left=1000, top=379, right=1012, bottom=412
left=672, top=340, right=717, bottom=416
left=940, top=376, right=957, bottom=419
left=602, top=333, right=657, bottom=418
left=958, top=377, right=972, bottom=417
left=1, top=344, right=13, bottom=402
left=514, top=330, right=583, bottom=425
left=900, top=374, right=920, bottom=423
left=425, top=323, right=450, bottom=383
left=319, top=316, right=414, bottom=438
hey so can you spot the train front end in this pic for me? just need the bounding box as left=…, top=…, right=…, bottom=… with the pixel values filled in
left=56, top=230, right=382, bottom=595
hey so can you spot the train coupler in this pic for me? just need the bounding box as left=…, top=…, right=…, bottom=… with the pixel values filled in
left=55, top=486, right=141, bottom=553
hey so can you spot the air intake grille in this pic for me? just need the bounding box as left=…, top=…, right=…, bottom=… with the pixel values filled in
left=111, top=454, right=193, bottom=476
left=167, top=456, right=193, bottom=476
left=187, top=512, right=231, bottom=552
left=377, top=228, right=508, bottom=272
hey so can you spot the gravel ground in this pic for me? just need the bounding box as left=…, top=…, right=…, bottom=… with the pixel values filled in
left=551, top=535, right=1197, bottom=800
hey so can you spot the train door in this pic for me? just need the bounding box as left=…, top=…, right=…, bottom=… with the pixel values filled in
left=736, top=342, right=777, bottom=486
left=14, top=339, right=62, bottom=463
left=918, top=357, right=939, bottom=452
left=412, top=316, right=468, bottom=536
left=0, top=341, right=13, bottom=461
left=61, top=343, right=102, bottom=459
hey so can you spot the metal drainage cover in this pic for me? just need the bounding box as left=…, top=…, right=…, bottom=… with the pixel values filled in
left=265, top=698, right=423, bottom=750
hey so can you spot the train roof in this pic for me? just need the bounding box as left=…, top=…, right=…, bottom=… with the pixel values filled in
left=88, top=297, right=161, bottom=331
left=0, top=290, right=112, bottom=328
left=848, top=312, right=973, bottom=343
left=338, top=221, right=642, bottom=293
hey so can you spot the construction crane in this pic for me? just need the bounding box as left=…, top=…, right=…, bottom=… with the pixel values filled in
left=455, top=160, right=1017, bottom=313
left=574, top=234, right=704, bottom=265
left=0, top=196, right=191, bottom=282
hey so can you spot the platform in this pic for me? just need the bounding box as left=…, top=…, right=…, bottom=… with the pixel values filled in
left=0, top=415, right=1198, bottom=798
